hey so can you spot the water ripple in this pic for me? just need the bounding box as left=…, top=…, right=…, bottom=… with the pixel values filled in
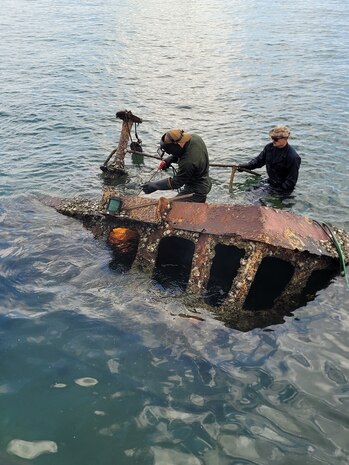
left=1, top=0, right=349, bottom=463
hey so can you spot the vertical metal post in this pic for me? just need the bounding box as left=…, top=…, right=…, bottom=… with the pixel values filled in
left=229, top=166, right=237, bottom=193
left=101, top=110, right=142, bottom=176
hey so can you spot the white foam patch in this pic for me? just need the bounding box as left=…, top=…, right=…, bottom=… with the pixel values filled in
left=52, top=383, right=67, bottom=388
left=94, top=410, right=107, bottom=416
left=107, top=359, right=119, bottom=374
left=27, top=336, right=45, bottom=344
left=7, top=439, right=58, bottom=459
left=74, top=377, right=98, bottom=387
left=152, top=446, right=201, bottom=464
left=190, top=394, right=205, bottom=406
left=0, top=384, right=12, bottom=394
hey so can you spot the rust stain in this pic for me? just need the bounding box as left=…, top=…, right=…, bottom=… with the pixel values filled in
left=283, top=228, right=306, bottom=250
left=259, top=208, right=329, bottom=255
left=50, top=194, right=337, bottom=258
left=165, top=202, right=330, bottom=256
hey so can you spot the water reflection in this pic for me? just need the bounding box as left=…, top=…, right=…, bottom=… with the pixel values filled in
left=1, top=0, right=349, bottom=462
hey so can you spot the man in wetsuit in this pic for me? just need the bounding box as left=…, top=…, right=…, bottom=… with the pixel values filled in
left=238, top=126, right=301, bottom=192
left=142, top=129, right=211, bottom=203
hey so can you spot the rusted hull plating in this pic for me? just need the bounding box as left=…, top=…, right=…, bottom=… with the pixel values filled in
left=47, top=190, right=349, bottom=331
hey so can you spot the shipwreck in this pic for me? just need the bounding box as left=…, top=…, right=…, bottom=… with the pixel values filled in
left=44, top=110, right=349, bottom=331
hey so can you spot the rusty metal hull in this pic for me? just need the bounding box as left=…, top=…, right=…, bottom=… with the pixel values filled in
left=43, top=191, right=349, bottom=331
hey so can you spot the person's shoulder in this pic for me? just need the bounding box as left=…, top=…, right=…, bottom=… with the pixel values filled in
left=187, top=134, right=208, bottom=151
left=287, top=144, right=300, bottom=158
left=190, top=133, right=203, bottom=143
left=262, top=142, right=273, bottom=153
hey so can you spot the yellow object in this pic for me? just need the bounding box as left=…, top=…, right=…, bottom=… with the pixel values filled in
left=108, top=228, right=139, bottom=253
left=164, top=129, right=191, bottom=145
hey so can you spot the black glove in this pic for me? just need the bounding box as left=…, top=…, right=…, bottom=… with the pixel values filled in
left=142, top=178, right=172, bottom=194
left=237, top=164, right=249, bottom=172
left=142, top=181, right=158, bottom=194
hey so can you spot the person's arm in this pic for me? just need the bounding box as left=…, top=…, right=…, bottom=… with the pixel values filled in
left=143, top=155, right=180, bottom=193
left=239, top=147, right=267, bottom=171
left=142, top=178, right=172, bottom=194
left=142, top=157, right=192, bottom=193
left=159, top=155, right=178, bottom=170
left=168, top=160, right=196, bottom=189
left=281, top=155, right=301, bottom=191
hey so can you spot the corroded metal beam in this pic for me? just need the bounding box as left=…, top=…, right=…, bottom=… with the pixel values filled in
left=101, top=110, right=142, bottom=175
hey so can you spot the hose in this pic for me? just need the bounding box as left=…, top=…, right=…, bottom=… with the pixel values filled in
left=170, top=166, right=181, bottom=194
left=315, top=220, right=349, bottom=289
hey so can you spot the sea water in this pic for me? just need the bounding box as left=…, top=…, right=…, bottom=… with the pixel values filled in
left=1, top=0, right=348, bottom=463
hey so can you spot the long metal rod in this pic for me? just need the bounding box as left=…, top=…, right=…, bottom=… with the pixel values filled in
left=127, top=150, right=261, bottom=176
left=127, top=149, right=160, bottom=160
left=211, top=164, right=261, bottom=176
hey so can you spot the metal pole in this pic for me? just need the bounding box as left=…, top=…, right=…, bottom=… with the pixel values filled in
left=229, top=166, right=237, bottom=193
left=101, top=110, right=142, bottom=176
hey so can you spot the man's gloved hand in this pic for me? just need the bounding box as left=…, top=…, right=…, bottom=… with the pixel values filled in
left=158, top=155, right=177, bottom=171
left=142, top=182, right=158, bottom=194
left=142, top=178, right=172, bottom=194
left=237, top=164, right=249, bottom=172
left=159, top=160, right=168, bottom=170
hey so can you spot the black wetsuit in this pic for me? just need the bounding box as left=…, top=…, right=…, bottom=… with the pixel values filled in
left=241, top=143, right=301, bottom=192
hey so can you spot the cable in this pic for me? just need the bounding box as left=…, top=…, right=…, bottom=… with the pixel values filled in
left=170, top=166, right=181, bottom=194
left=315, top=220, right=349, bottom=289
left=137, top=168, right=161, bottom=196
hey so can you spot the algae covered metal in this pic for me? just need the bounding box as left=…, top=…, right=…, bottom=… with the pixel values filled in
left=46, top=188, right=349, bottom=331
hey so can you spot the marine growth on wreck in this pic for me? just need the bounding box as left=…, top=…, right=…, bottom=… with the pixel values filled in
left=43, top=110, right=349, bottom=331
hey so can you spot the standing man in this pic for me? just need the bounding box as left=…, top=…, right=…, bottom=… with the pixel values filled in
left=142, top=129, right=211, bottom=203
left=238, top=126, right=301, bottom=192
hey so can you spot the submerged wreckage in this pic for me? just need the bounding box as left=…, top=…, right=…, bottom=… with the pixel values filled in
left=45, top=111, right=349, bottom=331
